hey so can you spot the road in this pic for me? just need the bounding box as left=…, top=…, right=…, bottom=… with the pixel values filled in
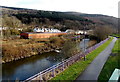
left=75, top=37, right=117, bottom=81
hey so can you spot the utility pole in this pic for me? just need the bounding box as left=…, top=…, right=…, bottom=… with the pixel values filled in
left=83, top=26, right=86, bottom=61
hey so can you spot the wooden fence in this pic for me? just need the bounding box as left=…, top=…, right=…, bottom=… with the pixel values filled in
left=24, top=38, right=109, bottom=82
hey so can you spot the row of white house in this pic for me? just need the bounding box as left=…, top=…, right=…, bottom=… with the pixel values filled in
left=65, top=29, right=87, bottom=34
left=33, top=27, right=61, bottom=33
left=75, top=30, right=87, bottom=34
left=65, top=29, right=93, bottom=35
left=1, top=27, right=93, bottom=35
left=33, top=28, right=93, bottom=35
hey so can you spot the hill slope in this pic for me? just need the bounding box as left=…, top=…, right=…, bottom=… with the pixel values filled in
left=0, top=6, right=118, bottom=30
left=64, top=12, right=118, bottom=28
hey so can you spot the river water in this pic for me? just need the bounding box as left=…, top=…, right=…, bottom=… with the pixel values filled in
left=2, top=39, right=90, bottom=80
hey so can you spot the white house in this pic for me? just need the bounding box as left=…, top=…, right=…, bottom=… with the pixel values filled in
left=33, top=28, right=42, bottom=32
left=75, top=30, right=87, bottom=35
left=65, top=29, right=75, bottom=33
left=33, top=27, right=61, bottom=33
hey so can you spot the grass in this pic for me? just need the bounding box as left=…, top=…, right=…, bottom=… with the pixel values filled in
left=2, top=36, right=66, bottom=63
left=112, top=39, right=119, bottom=53
left=98, top=38, right=120, bottom=81
left=51, top=37, right=113, bottom=80
left=111, top=34, right=120, bottom=38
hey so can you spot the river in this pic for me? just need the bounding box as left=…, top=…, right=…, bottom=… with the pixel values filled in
left=2, top=39, right=90, bottom=80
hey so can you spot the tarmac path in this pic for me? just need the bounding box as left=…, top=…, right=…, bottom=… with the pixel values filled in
left=75, top=37, right=117, bottom=80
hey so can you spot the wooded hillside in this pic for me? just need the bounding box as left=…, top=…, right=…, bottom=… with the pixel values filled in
left=1, top=6, right=118, bottom=31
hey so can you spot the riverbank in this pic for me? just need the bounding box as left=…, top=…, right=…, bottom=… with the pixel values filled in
left=2, top=36, right=66, bottom=63
left=2, top=34, right=85, bottom=64
left=2, top=34, right=97, bottom=64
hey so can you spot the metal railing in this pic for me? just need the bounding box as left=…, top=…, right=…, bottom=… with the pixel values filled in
left=24, top=38, right=109, bottom=81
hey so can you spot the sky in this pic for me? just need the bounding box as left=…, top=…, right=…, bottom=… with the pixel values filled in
left=1, top=0, right=119, bottom=17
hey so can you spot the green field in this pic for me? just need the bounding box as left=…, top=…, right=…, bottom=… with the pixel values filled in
left=98, top=38, right=120, bottom=81
left=51, top=38, right=113, bottom=80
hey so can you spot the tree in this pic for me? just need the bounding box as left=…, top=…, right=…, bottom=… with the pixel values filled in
left=2, top=15, right=22, bottom=38
left=2, top=15, right=22, bottom=28
left=49, top=36, right=65, bottom=47
left=94, top=26, right=113, bottom=41
left=61, top=40, right=80, bottom=58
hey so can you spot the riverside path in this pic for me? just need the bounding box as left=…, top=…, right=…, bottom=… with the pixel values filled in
left=75, top=37, right=117, bottom=81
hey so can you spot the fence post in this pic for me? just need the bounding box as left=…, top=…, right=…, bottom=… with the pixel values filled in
left=73, top=57, right=74, bottom=63
left=67, top=59, right=69, bottom=66
left=53, top=66, right=55, bottom=77
left=40, top=72, right=43, bottom=81
left=62, top=60, right=64, bottom=71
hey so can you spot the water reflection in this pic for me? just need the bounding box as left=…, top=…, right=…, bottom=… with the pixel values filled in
left=79, top=39, right=90, bottom=51
left=2, top=52, right=61, bottom=80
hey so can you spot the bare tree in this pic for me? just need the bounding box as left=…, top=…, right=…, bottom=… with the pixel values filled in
left=2, top=15, right=22, bottom=38
left=2, top=15, right=22, bottom=28
left=94, top=26, right=113, bottom=41
left=61, top=40, right=80, bottom=58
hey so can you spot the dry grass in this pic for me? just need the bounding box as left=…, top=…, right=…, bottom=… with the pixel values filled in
left=2, top=36, right=65, bottom=63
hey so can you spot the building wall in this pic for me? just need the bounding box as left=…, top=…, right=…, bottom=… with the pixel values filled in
left=20, top=33, right=28, bottom=39
left=20, top=32, right=67, bottom=39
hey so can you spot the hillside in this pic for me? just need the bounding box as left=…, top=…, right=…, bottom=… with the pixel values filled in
left=0, top=6, right=118, bottom=31
left=64, top=12, right=118, bottom=29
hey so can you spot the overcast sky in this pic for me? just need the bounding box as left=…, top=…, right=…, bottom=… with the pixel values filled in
left=1, top=0, right=119, bottom=17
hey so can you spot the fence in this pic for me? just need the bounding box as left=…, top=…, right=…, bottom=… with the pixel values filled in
left=24, top=38, right=109, bottom=82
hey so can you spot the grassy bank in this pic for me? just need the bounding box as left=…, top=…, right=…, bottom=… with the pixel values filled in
left=51, top=37, right=113, bottom=80
left=98, top=38, right=120, bottom=81
left=2, top=34, right=83, bottom=63
left=2, top=36, right=66, bottom=63
left=111, top=34, right=120, bottom=38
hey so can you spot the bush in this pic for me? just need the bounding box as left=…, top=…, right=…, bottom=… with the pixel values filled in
left=94, top=26, right=113, bottom=41
left=61, top=40, right=80, bottom=58
left=49, top=36, right=65, bottom=46
left=10, top=29, right=20, bottom=35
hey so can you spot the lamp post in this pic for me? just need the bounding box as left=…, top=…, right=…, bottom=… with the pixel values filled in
left=83, top=26, right=86, bottom=61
